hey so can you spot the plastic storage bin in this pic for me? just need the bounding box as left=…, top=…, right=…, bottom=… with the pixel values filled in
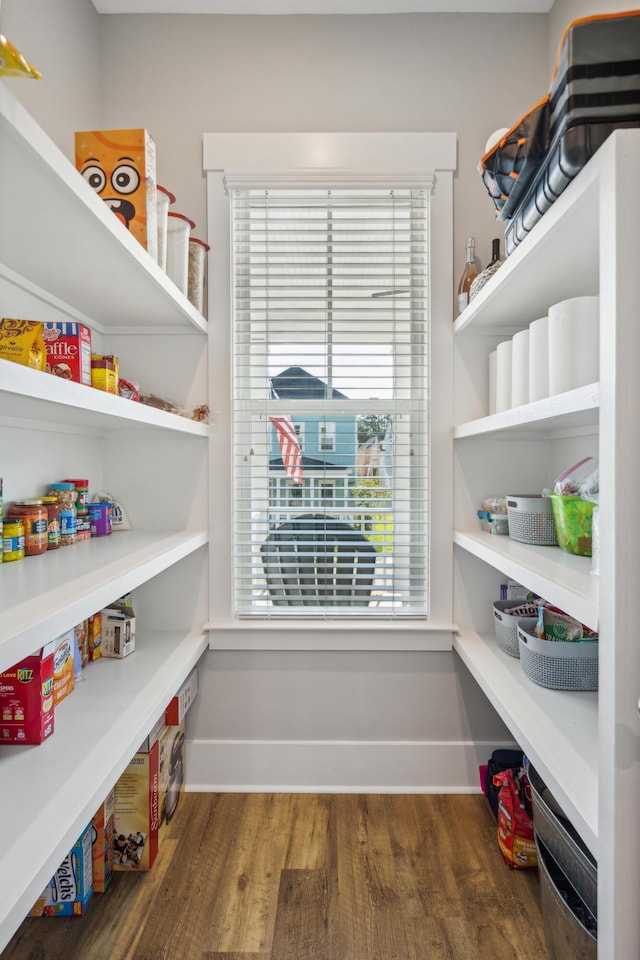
left=187, top=236, right=210, bottom=314
left=537, top=836, right=597, bottom=960
left=166, top=211, right=195, bottom=295
left=528, top=763, right=597, bottom=917
left=516, top=617, right=598, bottom=691
left=156, top=185, right=175, bottom=271
left=492, top=600, right=528, bottom=658
left=477, top=509, right=508, bottom=535
left=548, top=493, right=595, bottom=556
left=506, top=494, right=557, bottom=545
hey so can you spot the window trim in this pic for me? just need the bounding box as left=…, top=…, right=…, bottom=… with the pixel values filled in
left=204, top=132, right=456, bottom=651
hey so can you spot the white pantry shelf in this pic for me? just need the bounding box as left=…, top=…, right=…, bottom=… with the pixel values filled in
left=0, top=629, right=208, bottom=952
left=453, top=530, right=598, bottom=631
left=454, top=382, right=599, bottom=439
left=453, top=631, right=598, bottom=855
left=0, top=358, right=209, bottom=437
left=0, top=81, right=206, bottom=334
left=0, top=531, right=208, bottom=673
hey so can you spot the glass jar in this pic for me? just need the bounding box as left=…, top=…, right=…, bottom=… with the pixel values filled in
left=40, top=496, right=61, bottom=550
left=63, top=479, right=89, bottom=515
left=7, top=500, right=48, bottom=555
left=48, top=483, right=77, bottom=546
left=3, top=518, right=25, bottom=562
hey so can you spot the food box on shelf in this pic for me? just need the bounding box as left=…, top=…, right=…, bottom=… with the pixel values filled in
left=42, top=322, right=92, bottom=386
left=29, top=823, right=94, bottom=916
left=158, top=721, right=186, bottom=844
left=166, top=668, right=198, bottom=725
left=52, top=630, right=75, bottom=706
left=0, top=639, right=56, bottom=744
left=113, top=741, right=160, bottom=871
left=101, top=606, right=136, bottom=659
left=74, top=128, right=158, bottom=261
left=92, top=789, right=115, bottom=893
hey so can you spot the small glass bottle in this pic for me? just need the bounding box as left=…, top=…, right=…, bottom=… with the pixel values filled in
left=457, top=237, right=479, bottom=316
left=469, top=238, right=504, bottom=301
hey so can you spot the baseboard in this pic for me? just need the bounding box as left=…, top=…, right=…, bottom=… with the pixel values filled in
left=185, top=738, right=515, bottom=793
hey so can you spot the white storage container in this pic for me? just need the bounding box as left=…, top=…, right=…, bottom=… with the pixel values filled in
left=187, top=237, right=210, bottom=314
left=156, top=184, right=175, bottom=271
left=166, top=211, right=195, bottom=295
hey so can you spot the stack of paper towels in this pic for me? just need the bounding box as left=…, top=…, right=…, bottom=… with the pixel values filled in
left=489, top=296, right=599, bottom=414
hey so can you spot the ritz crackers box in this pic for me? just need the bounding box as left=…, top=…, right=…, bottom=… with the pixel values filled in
left=113, top=740, right=160, bottom=871
left=0, top=640, right=56, bottom=744
left=74, top=129, right=157, bottom=261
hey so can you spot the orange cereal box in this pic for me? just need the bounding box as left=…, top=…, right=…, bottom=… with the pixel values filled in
left=75, top=128, right=157, bottom=261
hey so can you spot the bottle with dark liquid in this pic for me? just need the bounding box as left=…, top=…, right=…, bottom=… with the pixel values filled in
left=457, top=237, right=479, bottom=315
left=469, top=238, right=504, bottom=302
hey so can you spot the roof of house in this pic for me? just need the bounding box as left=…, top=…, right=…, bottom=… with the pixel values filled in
left=270, top=455, right=348, bottom=473
left=271, top=367, right=349, bottom=400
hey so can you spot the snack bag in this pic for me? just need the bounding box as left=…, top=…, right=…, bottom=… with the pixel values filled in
left=494, top=768, right=537, bottom=869
left=0, top=35, right=41, bottom=79
left=0, top=319, right=46, bottom=370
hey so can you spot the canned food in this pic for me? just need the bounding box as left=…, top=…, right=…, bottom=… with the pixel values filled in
left=3, top=518, right=25, bottom=561
left=88, top=501, right=111, bottom=537
left=7, top=500, right=47, bottom=555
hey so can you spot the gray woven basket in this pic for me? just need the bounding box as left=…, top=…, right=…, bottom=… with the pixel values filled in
left=506, top=494, right=558, bottom=546
left=492, top=600, right=523, bottom=657
left=517, top=617, right=598, bottom=691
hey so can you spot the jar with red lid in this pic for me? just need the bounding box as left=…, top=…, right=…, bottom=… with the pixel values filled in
left=7, top=500, right=48, bottom=555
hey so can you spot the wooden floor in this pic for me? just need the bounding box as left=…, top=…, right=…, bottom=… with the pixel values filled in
left=2, top=793, right=550, bottom=960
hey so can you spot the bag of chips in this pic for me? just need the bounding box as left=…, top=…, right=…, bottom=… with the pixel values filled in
left=0, top=319, right=46, bottom=370
left=494, top=767, right=537, bottom=869
left=0, top=35, right=41, bottom=79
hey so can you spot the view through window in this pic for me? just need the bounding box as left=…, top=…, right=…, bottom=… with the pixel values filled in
left=232, top=186, right=429, bottom=617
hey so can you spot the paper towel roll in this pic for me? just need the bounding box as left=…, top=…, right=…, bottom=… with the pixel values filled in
left=548, top=296, right=599, bottom=396
left=529, top=315, right=549, bottom=402
left=489, top=350, right=497, bottom=415
left=495, top=339, right=512, bottom=413
left=511, top=329, right=529, bottom=408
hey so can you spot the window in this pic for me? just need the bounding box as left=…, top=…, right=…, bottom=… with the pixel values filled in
left=231, top=185, right=429, bottom=618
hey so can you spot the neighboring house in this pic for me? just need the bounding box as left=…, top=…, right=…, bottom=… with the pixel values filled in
left=269, top=366, right=357, bottom=517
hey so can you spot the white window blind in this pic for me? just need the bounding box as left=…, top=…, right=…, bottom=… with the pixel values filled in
left=231, top=186, right=429, bottom=618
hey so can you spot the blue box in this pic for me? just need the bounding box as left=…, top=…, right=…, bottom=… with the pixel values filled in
left=29, top=822, right=94, bottom=916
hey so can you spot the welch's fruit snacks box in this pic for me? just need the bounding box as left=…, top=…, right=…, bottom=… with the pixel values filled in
left=29, top=823, right=94, bottom=916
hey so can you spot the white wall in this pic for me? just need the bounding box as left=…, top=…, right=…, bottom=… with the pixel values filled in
left=0, top=0, right=101, bottom=160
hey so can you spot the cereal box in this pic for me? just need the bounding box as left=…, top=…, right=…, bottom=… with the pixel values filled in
left=165, top=668, right=197, bottom=726
left=92, top=789, right=115, bottom=893
left=29, top=823, right=93, bottom=916
left=42, top=322, right=92, bottom=386
left=0, top=640, right=56, bottom=744
left=113, top=741, right=160, bottom=871
left=101, top=607, right=136, bottom=659
left=52, top=630, right=75, bottom=705
left=88, top=613, right=102, bottom=661
left=158, top=721, right=185, bottom=845
left=74, top=128, right=158, bottom=261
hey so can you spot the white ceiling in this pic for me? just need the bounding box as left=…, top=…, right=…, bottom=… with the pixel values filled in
left=91, top=0, right=553, bottom=14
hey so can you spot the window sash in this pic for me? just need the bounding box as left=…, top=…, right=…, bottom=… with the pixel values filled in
left=231, top=186, right=429, bottom=618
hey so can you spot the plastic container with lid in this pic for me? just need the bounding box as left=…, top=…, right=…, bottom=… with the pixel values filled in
left=88, top=501, right=111, bottom=537
left=3, top=518, right=25, bottom=562
left=40, top=496, right=61, bottom=550
left=166, top=212, right=195, bottom=295
left=187, top=237, right=210, bottom=314
left=7, top=500, right=48, bottom=555
left=156, top=185, right=176, bottom=271
left=63, top=478, right=89, bottom=515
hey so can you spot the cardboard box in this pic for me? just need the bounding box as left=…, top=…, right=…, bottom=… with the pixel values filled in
left=101, top=609, right=136, bottom=659
left=92, top=789, right=115, bottom=893
left=158, top=721, right=185, bottom=844
left=29, top=823, right=94, bottom=916
left=138, top=713, right=167, bottom=754
left=0, top=640, right=56, bottom=744
left=52, top=630, right=75, bottom=706
left=42, top=322, right=92, bottom=386
left=91, top=354, right=119, bottom=394
left=165, top=668, right=198, bottom=726
left=75, top=128, right=158, bottom=261
left=113, top=741, right=160, bottom=871
left=87, top=613, right=102, bottom=661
